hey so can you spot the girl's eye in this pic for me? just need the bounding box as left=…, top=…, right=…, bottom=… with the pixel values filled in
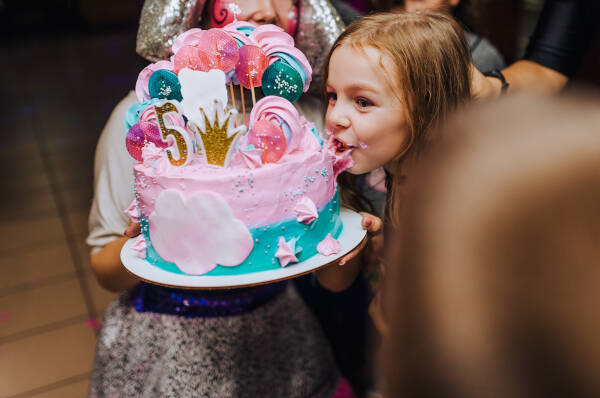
left=356, top=97, right=373, bottom=108
left=327, top=92, right=337, bottom=102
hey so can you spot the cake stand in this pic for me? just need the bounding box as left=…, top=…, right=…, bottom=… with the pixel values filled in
left=120, top=207, right=367, bottom=289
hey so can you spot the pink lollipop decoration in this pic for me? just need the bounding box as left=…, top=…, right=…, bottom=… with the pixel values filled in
left=197, top=28, right=239, bottom=72
left=173, top=45, right=212, bottom=73
left=235, top=45, right=269, bottom=89
left=248, top=119, right=287, bottom=163
left=126, top=121, right=168, bottom=161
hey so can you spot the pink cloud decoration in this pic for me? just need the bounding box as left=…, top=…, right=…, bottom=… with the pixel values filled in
left=149, top=189, right=253, bottom=275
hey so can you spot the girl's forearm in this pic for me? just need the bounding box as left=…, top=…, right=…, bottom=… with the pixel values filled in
left=90, top=236, right=140, bottom=292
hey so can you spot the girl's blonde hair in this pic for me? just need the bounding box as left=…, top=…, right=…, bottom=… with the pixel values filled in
left=324, top=12, right=472, bottom=223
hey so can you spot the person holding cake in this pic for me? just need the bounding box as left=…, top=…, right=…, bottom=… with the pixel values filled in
left=86, top=1, right=367, bottom=397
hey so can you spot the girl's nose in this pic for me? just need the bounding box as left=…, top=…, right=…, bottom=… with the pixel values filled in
left=327, top=104, right=351, bottom=132
left=244, top=0, right=277, bottom=25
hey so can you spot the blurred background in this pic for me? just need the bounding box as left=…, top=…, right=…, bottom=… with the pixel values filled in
left=0, top=0, right=598, bottom=397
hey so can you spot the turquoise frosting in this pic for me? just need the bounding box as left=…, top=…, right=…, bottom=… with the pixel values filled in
left=310, top=126, right=324, bottom=147
left=272, top=52, right=307, bottom=87
left=233, top=38, right=245, bottom=48
left=237, top=26, right=255, bottom=36
left=124, top=99, right=160, bottom=130
left=140, top=192, right=342, bottom=275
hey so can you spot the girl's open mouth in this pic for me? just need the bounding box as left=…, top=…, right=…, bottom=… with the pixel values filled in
left=332, top=137, right=356, bottom=154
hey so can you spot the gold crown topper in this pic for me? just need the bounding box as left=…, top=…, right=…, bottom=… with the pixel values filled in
left=195, top=100, right=246, bottom=167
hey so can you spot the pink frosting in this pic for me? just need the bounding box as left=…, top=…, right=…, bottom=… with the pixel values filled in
left=275, top=237, right=298, bottom=267
left=251, top=25, right=294, bottom=52
left=294, top=197, right=318, bottom=224
left=135, top=148, right=335, bottom=228
left=317, top=233, right=341, bottom=256
left=139, top=105, right=186, bottom=129
left=222, top=21, right=256, bottom=46
left=237, top=146, right=264, bottom=169
left=141, top=142, right=165, bottom=168
left=132, top=235, right=147, bottom=258
left=249, top=25, right=312, bottom=91
left=124, top=199, right=139, bottom=223
left=135, top=60, right=175, bottom=101
left=172, top=28, right=205, bottom=54
left=326, top=134, right=355, bottom=179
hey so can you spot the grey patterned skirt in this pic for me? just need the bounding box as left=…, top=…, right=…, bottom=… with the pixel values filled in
left=90, top=282, right=340, bottom=397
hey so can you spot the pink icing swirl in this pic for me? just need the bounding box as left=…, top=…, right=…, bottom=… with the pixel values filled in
left=135, top=60, right=175, bottom=101
left=222, top=21, right=256, bottom=46
left=171, top=28, right=205, bottom=54
left=249, top=25, right=312, bottom=91
left=222, top=22, right=312, bottom=91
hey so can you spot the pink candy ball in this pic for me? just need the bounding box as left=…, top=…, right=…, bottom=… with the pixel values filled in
left=173, top=45, right=212, bottom=73
left=126, top=121, right=168, bottom=161
left=196, top=29, right=239, bottom=72
left=248, top=119, right=287, bottom=163
left=235, top=45, right=269, bottom=89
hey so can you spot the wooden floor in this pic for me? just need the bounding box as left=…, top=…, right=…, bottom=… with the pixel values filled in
left=0, top=28, right=146, bottom=397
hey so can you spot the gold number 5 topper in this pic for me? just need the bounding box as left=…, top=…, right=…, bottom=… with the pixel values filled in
left=154, top=101, right=191, bottom=166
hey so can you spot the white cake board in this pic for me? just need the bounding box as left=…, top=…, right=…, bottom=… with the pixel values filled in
left=121, top=207, right=367, bottom=289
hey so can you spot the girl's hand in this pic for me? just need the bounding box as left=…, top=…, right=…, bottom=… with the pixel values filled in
left=124, top=220, right=141, bottom=238
left=338, top=212, right=383, bottom=266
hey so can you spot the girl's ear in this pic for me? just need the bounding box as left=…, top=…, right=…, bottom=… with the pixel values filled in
left=449, top=0, right=460, bottom=7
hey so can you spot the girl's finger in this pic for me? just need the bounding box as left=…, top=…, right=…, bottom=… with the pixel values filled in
left=338, top=236, right=368, bottom=266
left=124, top=221, right=141, bottom=238
left=359, top=212, right=383, bottom=235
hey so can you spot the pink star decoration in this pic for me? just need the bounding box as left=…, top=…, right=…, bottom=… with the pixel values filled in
left=275, top=237, right=300, bottom=267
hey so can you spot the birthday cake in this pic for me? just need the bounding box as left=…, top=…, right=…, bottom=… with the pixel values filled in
left=124, top=22, right=350, bottom=276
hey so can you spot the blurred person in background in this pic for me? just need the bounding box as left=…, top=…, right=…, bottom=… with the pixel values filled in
left=473, top=0, right=599, bottom=97
left=389, top=0, right=505, bottom=73
left=383, top=93, right=600, bottom=398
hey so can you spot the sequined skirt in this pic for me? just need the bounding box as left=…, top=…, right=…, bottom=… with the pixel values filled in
left=89, top=282, right=340, bottom=398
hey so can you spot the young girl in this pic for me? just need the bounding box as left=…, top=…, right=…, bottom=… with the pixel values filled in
left=316, top=12, right=472, bottom=302
left=87, top=0, right=356, bottom=396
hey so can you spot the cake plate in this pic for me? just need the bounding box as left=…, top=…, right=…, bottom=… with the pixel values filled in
left=121, top=207, right=367, bottom=289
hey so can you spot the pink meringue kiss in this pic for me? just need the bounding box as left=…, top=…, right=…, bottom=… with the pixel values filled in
left=317, top=233, right=341, bottom=256
left=294, top=197, right=318, bottom=224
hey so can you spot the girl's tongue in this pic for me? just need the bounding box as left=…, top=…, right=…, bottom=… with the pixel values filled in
left=331, top=136, right=356, bottom=154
